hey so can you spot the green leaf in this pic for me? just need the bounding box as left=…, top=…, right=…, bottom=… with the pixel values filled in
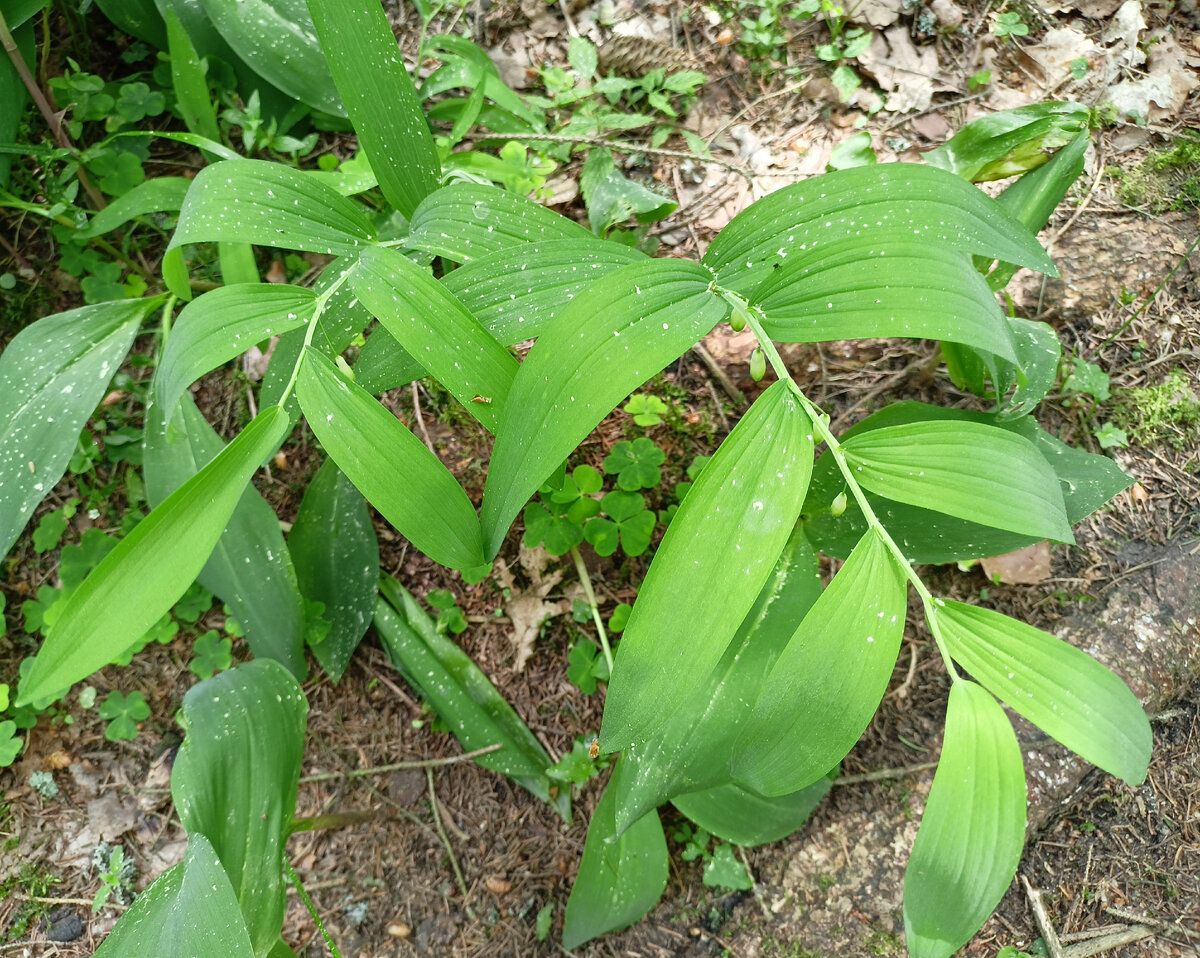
left=827, top=131, right=877, bottom=171
left=702, top=842, right=753, bottom=890
left=288, top=458, right=379, bottom=682
left=600, top=382, right=814, bottom=752
left=75, top=177, right=191, bottom=240
left=751, top=241, right=1016, bottom=361
left=934, top=600, right=1151, bottom=784
left=93, top=833, right=256, bottom=958
left=482, top=259, right=727, bottom=556
left=903, top=680, right=1026, bottom=958
left=673, top=775, right=831, bottom=848
left=94, top=0, right=166, bottom=46
left=0, top=298, right=152, bottom=559
left=349, top=246, right=518, bottom=431
left=603, top=438, right=665, bottom=491
left=172, top=660, right=307, bottom=957
left=568, top=35, right=598, bottom=79
left=841, top=420, right=1073, bottom=542
left=156, top=284, right=316, bottom=419
left=18, top=406, right=292, bottom=705
left=0, top=721, right=22, bottom=767
left=0, top=21, right=33, bottom=190
left=189, top=629, right=232, bottom=679
left=702, top=164, right=1056, bottom=299
left=404, top=183, right=591, bottom=263
left=1063, top=355, right=1110, bottom=401
left=440, top=239, right=645, bottom=343
left=143, top=395, right=306, bottom=676
left=350, top=326, right=425, bottom=395
left=580, top=148, right=676, bottom=234
left=169, top=160, right=375, bottom=256
left=198, top=0, right=343, bottom=115
left=562, top=759, right=668, bottom=949
left=219, top=242, right=260, bottom=286
left=375, top=576, right=568, bottom=820
left=732, top=531, right=906, bottom=795
left=522, top=501, right=584, bottom=556
left=295, top=348, right=486, bottom=571
left=307, top=0, right=439, bottom=217
left=164, top=6, right=221, bottom=142
left=98, top=690, right=150, bottom=742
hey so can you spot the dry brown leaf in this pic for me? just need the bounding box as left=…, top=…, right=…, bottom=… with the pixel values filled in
left=86, top=792, right=138, bottom=840
left=847, top=0, right=903, bottom=27
left=1023, top=27, right=1102, bottom=87
left=980, top=541, right=1052, bottom=585
left=494, top=547, right=568, bottom=671
left=857, top=27, right=944, bottom=114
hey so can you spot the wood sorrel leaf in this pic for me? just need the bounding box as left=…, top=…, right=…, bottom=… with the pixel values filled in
left=169, top=159, right=375, bottom=256
left=18, top=406, right=291, bottom=705
left=143, top=395, right=306, bottom=677
left=732, top=530, right=907, bottom=796
left=295, top=348, right=486, bottom=571
left=307, top=0, right=439, bottom=218
left=0, top=298, right=152, bottom=559
left=934, top=600, right=1151, bottom=784
left=375, top=576, right=568, bottom=820
left=841, top=419, right=1073, bottom=542
left=903, top=680, right=1026, bottom=958
left=349, top=246, right=518, bottom=431
left=672, top=776, right=833, bottom=848
left=600, top=381, right=814, bottom=753
left=702, top=163, right=1056, bottom=298
left=482, top=259, right=727, bottom=556
left=404, top=182, right=591, bottom=263
left=562, top=759, right=668, bottom=950
left=172, top=660, right=308, bottom=957
left=156, top=284, right=317, bottom=419
left=288, top=458, right=379, bottom=683
left=93, top=833, right=255, bottom=958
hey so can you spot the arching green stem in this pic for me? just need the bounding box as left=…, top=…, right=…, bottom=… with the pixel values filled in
left=275, top=263, right=357, bottom=408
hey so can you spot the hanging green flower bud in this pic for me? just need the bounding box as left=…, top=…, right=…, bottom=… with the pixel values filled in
left=729, top=307, right=748, bottom=332
left=830, top=491, right=848, bottom=517
left=749, top=347, right=766, bottom=381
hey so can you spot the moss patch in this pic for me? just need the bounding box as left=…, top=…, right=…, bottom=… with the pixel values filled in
left=1116, top=135, right=1200, bottom=212
left=1109, top=370, right=1200, bottom=449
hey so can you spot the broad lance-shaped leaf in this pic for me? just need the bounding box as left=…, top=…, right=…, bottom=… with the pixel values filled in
left=483, top=259, right=728, bottom=556
left=904, top=680, right=1026, bottom=958
left=143, top=395, right=306, bottom=676
left=93, top=833, right=256, bottom=958
left=934, top=600, right=1151, bottom=784
left=18, top=406, right=292, bottom=704
left=612, top=525, right=824, bottom=833
left=600, top=382, right=814, bottom=753
left=841, top=419, right=1073, bottom=542
left=404, top=182, right=591, bottom=263
left=672, top=776, right=833, bottom=848
left=349, top=246, right=518, bottom=431
left=375, top=576, right=569, bottom=820
left=732, top=530, right=907, bottom=796
left=307, top=0, right=439, bottom=218
left=172, top=660, right=308, bottom=957
left=0, top=298, right=153, bottom=560
left=562, top=758, right=668, bottom=950
left=750, top=241, right=1016, bottom=360
left=296, top=348, right=486, bottom=571
left=288, top=458, right=379, bottom=683
left=74, top=176, right=191, bottom=239
left=702, top=163, right=1056, bottom=298
left=802, top=401, right=1131, bottom=563
left=156, top=284, right=317, bottom=419
left=169, top=159, right=375, bottom=256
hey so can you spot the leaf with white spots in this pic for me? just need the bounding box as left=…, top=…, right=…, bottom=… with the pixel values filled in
left=307, top=0, right=439, bottom=218
left=731, top=531, right=907, bottom=795
left=482, top=259, right=727, bottom=557
left=155, top=284, right=317, bottom=420
left=93, top=832, right=256, bottom=958
left=404, top=182, right=591, bottom=263
left=295, top=348, right=486, bottom=571
left=288, top=458, right=379, bottom=683
left=75, top=176, right=191, bottom=239
left=18, top=406, right=292, bottom=705
left=599, top=382, right=814, bottom=752
left=199, top=0, right=343, bottom=115
left=0, top=298, right=154, bottom=560
left=842, top=420, right=1073, bottom=542
left=750, top=241, right=1016, bottom=360
left=143, top=394, right=306, bottom=677
left=349, top=246, right=518, bottom=432
left=903, top=680, right=1026, bottom=958
left=169, top=159, right=375, bottom=256
left=935, top=600, right=1151, bottom=784
left=172, top=659, right=308, bottom=957
left=441, top=239, right=646, bottom=343
left=702, top=163, right=1056, bottom=298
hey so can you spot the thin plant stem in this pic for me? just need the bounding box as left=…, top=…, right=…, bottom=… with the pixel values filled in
left=426, top=768, right=476, bottom=921
left=275, top=265, right=355, bottom=407
left=297, top=743, right=503, bottom=785
left=569, top=545, right=614, bottom=673
left=284, top=860, right=343, bottom=958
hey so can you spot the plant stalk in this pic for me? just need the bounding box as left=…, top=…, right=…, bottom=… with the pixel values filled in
left=275, top=264, right=356, bottom=407
left=569, top=545, right=614, bottom=673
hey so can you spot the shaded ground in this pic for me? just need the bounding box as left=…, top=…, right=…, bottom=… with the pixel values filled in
left=1, top=1, right=1199, bottom=956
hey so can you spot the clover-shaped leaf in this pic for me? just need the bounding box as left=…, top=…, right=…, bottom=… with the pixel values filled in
left=623, top=393, right=668, bottom=427
left=0, top=721, right=21, bottom=766
left=603, top=438, right=665, bottom=491
left=607, top=603, right=632, bottom=633
left=547, top=736, right=605, bottom=787
left=114, top=82, right=166, bottom=124
left=523, top=501, right=584, bottom=556
left=173, top=582, right=214, bottom=624
left=189, top=630, right=232, bottom=680
left=98, top=691, right=150, bottom=742
left=584, top=491, right=656, bottom=557
left=549, top=465, right=603, bottom=523
left=567, top=638, right=610, bottom=694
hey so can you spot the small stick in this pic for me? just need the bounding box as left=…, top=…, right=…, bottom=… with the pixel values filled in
left=692, top=341, right=746, bottom=407
left=412, top=381, right=436, bottom=453
left=736, top=846, right=772, bottom=922
left=1022, top=875, right=1065, bottom=958
left=298, top=744, right=503, bottom=785
left=12, top=893, right=126, bottom=911
left=427, top=768, right=475, bottom=921
left=832, top=760, right=939, bottom=786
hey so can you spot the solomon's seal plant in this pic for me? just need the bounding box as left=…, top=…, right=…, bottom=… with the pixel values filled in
left=0, top=0, right=1147, bottom=953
